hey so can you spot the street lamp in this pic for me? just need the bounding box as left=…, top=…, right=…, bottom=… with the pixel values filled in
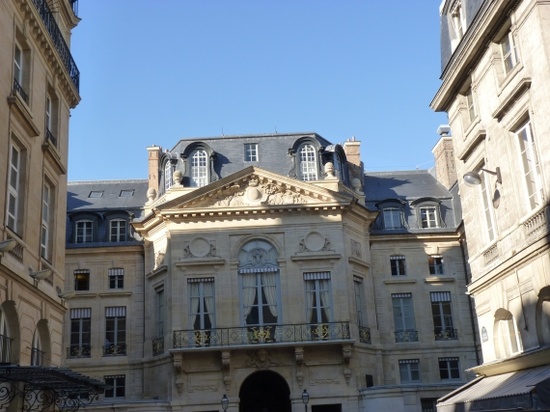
left=221, top=394, right=229, bottom=411
left=302, top=389, right=309, bottom=412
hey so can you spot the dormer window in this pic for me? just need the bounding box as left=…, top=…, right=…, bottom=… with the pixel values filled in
left=75, top=220, right=93, bottom=243
left=412, top=199, right=442, bottom=229
left=191, top=149, right=208, bottom=187
left=164, top=160, right=174, bottom=191
left=300, top=144, right=318, bottom=181
left=109, top=219, right=127, bottom=242
left=382, top=207, right=404, bottom=230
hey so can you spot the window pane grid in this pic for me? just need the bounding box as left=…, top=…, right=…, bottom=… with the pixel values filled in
left=191, top=150, right=208, bottom=187
left=300, top=145, right=318, bottom=181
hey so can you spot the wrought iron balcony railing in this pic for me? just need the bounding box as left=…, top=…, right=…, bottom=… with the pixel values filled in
left=434, top=328, right=458, bottom=340
left=173, top=322, right=351, bottom=349
left=45, top=128, right=57, bottom=147
left=152, top=337, right=164, bottom=356
left=0, top=334, right=13, bottom=364
left=358, top=326, right=372, bottom=344
left=30, top=0, right=80, bottom=90
left=67, top=345, right=91, bottom=358
left=13, top=78, right=29, bottom=104
left=394, top=330, right=419, bottom=343
left=102, top=343, right=126, bottom=356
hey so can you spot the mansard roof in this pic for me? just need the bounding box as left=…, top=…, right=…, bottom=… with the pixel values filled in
left=67, top=179, right=148, bottom=217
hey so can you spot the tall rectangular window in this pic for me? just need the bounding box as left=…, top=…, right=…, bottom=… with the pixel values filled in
left=45, top=90, right=58, bottom=146
left=480, top=170, right=496, bottom=242
left=390, top=255, right=406, bottom=276
left=104, top=375, right=125, bottom=398
left=189, top=278, right=215, bottom=347
left=74, top=269, right=90, bottom=291
left=108, top=268, right=124, bottom=289
left=7, top=143, right=23, bottom=234
left=399, top=359, right=420, bottom=383
left=465, top=87, right=476, bottom=123
left=69, top=308, right=91, bottom=358
left=439, top=357, right=460, bottom=380
left=305, top=272, right=332, bottom=324
left=242, top=270, right=279, bottom=327
left=382, top=207, right=403, bottom=230
left=244, top=143, right=258, bottom=161
left=500, top=30, right=518, bottom=75
left=75, top=220, right=93, bottom=243
left=354, top=277, right=366, bottom=326
left=105, top=307, right=126, bottom=356
left=191, top=150, right=208, bottom=187
left=431, top=292, right=456, bottom=340
left=41, top=182, right=52, bottom=260
left=517, top=120, right=543, bottom=211
left=300, top=144, right=318, bottom=181
left=109, top=219, right=127, bottom=242
left=428, top=255, right=444, bottom=275
left=164, top=161, right=174, bottom=191
left=156, top=288, right=164, bottom=339
left=392, top=293, right=417, bottom=342
left=13, top=40, right=29, bottom=103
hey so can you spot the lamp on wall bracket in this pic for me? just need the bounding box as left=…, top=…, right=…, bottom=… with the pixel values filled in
left=463, top=167, right=502, bottom=187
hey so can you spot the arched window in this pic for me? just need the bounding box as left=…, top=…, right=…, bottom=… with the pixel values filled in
left=238, top=240, right=280, bottom=335
left=494, top=309, right=522, bottom=358
left=31, top=329, right=43, bottom=366
left=0, top=308, right=12, bottom=364
left=299, top=144, right=318, bottom=181
left=191, top=150, right=208, bottom=187
left=536, top=287, right=550, bottom=345
left=164, top=160, right=174, bottom=192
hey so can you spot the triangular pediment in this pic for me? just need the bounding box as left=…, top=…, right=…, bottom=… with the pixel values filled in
left=159, top=167, right=354, bottom=211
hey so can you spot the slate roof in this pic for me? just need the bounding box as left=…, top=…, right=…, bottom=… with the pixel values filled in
left=67, top=180, right=148, bottom=217
left=170, top=132, right=335, bottom=180
left=364, top=170, right=460, bottom=232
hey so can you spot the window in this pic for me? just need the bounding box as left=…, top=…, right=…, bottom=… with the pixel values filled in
left=465, top=87, right=476, bottom=123
left=7, top=142, right=24, bottom=234
left=449, top=1, right=466, bottom=51
left=390, top=255, right=406, bottom=276
left=516, top=120, right=543, bottom=211
left=88, top=191, right=103, bottom=198
left=300, top=144, right=318, bottom=181
left=104, top=307, right=126, bottom=356
left=399, top=359, right=420, bottom=383
left=45, top=89, right=59, bottom=146
left=244, top=143, right=258, bottom=162
left=439, top=357, right=460, bottom=380
left=428, top=255, right=444, bottom=275
left=500, top=30, right=518, bottom=75
left=108, top=268, right=124, bottom=289
left=40, top=182, right=52, bottom=260
left=119, top=189, right=134, bottom=197
left=164, top=160, right=174, bottom=191
left=333, top=152, right=343, bottom=181
left=191, top=149, right=208, bottom=187
left=382, top=207, right=403, bottom=230
left=0, top=308, right=12, bottom=364
left=421, top=398, right=438, bottom=412
left=479, top=170, right=497, bottom=242
left=104, top=375, right=125, bottom=398
left=420, top=206, right=439, bottom=228
left=189, top=278, right=215, bottom=346
left=75, top=220, right=93, bottom=243
left=431, top=292, right=456, bottom=340
left=69, top=308, right=91, bottom=358
left=494, top=309, right=522, bottom=358
left=13, top=39, right=30, bottom=103
left=74, top=269, right=90, bottom=291
left=109, top=219, right=127, bottom=242
left=305, top=272, right=332, bottom=324
left=392, top=293, right=417, bottom=342
left=156, top=288, right=164, bottom=339
left=30, top=330, right=43, bottom=366
left=354, top=277, right=366, bottom=326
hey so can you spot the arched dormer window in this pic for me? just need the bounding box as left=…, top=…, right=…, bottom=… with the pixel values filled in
left=300, top=144, right=318, bottom=181
left=411, top=198, right=443, bottom=229
left=164, top=160, right=174, bottom=192
left=375, top=200, right=406, bottom=231
left=182, top=143, right=216, bottom=188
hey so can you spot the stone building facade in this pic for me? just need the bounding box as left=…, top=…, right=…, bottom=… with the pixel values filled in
left=432, top=0, right=550, bottom=409
left=0, top=0, right=104, bottom=410
left=64, top=133, right=478, bottom=412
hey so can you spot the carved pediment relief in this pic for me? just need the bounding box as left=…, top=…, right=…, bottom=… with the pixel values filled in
left=185, top=174, right=336, bottom=208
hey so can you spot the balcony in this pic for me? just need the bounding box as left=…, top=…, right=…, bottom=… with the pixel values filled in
left=172, top=322, right=351, bottom=350
left=30, top=0, right=80, bottom=90
left=13, top=78, right=28, bottom=104
left=434, top=328, right=458, bottom=341
left=45, top=128, right=57, bottom=147
left=66, top=345, right=91, bottom=358
left=394, top=330, right=419, bottom=343
left=102, top=343, right=126, bottom=356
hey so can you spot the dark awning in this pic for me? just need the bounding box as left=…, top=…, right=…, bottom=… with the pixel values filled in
left=0, top=365, right=106, bottom=411
left=437, top=365, right=550, bottom=412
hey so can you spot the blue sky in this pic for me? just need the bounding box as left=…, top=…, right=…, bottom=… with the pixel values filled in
left=69, top=1, right=448, bottom=181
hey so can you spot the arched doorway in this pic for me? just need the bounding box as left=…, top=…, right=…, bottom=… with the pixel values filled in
left=239, top=370, right=291, bottom=412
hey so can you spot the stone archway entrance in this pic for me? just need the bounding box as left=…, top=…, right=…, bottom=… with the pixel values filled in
left=239, top=370, right=291, bottom=412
